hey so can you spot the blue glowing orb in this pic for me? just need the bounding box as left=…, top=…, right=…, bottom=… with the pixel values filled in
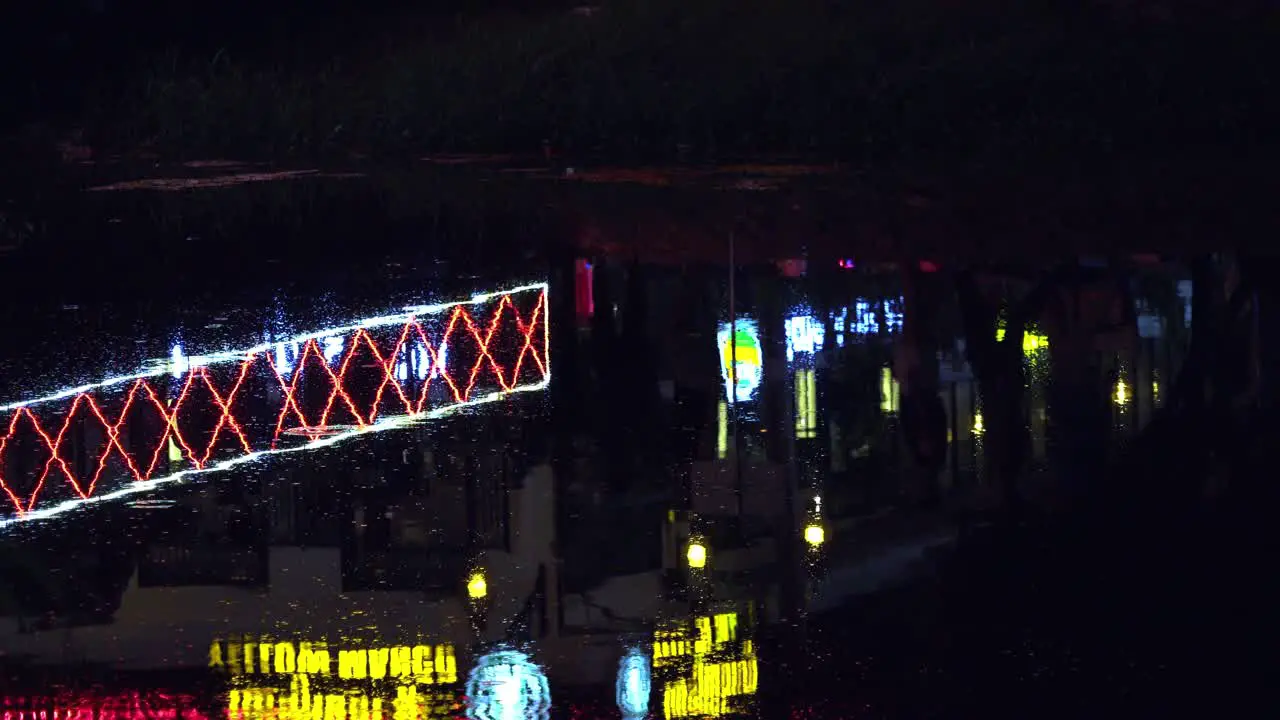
left=465, top=648, right=551, bottom=720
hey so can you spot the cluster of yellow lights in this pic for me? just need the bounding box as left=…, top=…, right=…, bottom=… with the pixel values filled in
left=654, top=613, right=738, bottom=664
left=662, top=651, right=758, bottom=719
left=209, top=639, right=458, bottom=684
left=653, top=613, right=758, bottom=719
left=215, top=639, right=461, bottom=720
left=795, top=369, right=817, bottom=440
left=228, top=676, right=459, bottom=720
left=995, top=324, right=1050, bottom=355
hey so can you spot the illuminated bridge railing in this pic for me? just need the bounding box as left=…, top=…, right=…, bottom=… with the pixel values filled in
left=0, top=283, right=549, bottom=527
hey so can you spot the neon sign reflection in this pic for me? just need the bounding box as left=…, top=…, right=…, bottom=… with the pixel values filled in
left=0, top=692, right=206, bottom=720
left=210, top=637, right=459, bottom=683
left=0, top=283, right=549, bottom=529
left=214, top=637, right=462, bottom=720
left=717, top=321, right=762, bottom=404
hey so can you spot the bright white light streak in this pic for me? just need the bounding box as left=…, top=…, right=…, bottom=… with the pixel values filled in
left=0, top=281, right=549, bottom=413
left=0, top=377, right=549, bottom=531
left=170, top=344, right=188, bottom=379
left=320, top=335, right=344, bottom=365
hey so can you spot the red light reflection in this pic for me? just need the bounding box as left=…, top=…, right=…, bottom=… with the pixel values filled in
left=1, top=692, right=207, bottom=720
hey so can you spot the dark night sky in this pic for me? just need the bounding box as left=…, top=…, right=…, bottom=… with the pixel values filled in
left=1, top=1, right=1274, bottom=139
left=0, top=0, right=572, bottom=125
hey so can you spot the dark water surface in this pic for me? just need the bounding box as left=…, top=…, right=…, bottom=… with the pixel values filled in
left=1, top=236, right=1263, bottom=717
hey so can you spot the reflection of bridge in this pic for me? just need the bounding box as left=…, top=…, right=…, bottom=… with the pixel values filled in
left=0, top=283, right=550, bottom=527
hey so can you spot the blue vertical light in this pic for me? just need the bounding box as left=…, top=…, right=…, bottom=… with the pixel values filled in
left=616, top=648, right=651, bottom=719
left=169, top=343, right=188, bottom=380
left=274, top=342, right=301, bottom=379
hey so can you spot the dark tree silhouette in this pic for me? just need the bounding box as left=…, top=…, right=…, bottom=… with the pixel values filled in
left=955, top=262, right=1136, bottom=518
left=897, top=263, right=948, bottom=506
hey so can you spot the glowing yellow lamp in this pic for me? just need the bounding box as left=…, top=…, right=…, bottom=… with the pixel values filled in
left=466, top=571, right=488, bottom=600
left=803, top=524, right=825, bottom=547
left=686, top=542, right=707, bottom=569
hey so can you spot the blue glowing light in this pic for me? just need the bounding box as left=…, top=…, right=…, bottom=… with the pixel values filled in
left=782, top=298, right=906, bottom=363
left=170, top=343, right=188, bottom=379
left=395, top=339, right=448, bottom=382
left=616, top=648, right=651, bottom=719
left=321, top=335, right=344, bottom=365
left=784, top=315, right=824, bottom=363
left=465, top=647, right=551, bottom=720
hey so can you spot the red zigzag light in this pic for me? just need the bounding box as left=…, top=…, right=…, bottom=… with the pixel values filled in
left=0, top=284, right=549, bottom=522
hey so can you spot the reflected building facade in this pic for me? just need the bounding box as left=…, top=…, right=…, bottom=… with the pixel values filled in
left=0, top=255, right=1196, bottom=719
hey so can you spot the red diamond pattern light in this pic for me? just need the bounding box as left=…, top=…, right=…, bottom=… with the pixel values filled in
left=0, top=285, right=549, bottom=521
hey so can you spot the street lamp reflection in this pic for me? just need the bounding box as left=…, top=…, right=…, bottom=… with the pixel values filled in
left=686, top=541, right=707, bottom=569
left=803, top=524, right=825, bottom=547
left=466, top=571, right=488, bottom=600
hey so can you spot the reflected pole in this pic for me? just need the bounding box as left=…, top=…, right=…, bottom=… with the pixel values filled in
left=730, top=230, right=743, bottom=516
left=759, top=268, right=807, bottom=720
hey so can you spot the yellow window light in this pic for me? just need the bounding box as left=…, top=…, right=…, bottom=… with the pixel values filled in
left=879, top=367, right=900, bottom=414
left=717, top=400, right=728, bottom=459
left=795, top=369, right=817, bottom=439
